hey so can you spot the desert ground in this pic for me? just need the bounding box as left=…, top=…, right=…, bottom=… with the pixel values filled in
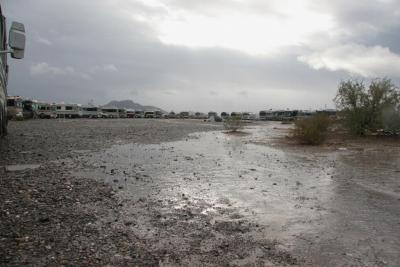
left=1, top=119, right=400, bottom=266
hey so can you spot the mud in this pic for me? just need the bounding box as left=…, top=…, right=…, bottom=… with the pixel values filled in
left=1, top=119, right=400, bottom=266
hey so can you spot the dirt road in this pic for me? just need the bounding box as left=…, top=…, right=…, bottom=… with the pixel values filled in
left=1, top=119, right=400, bottom=266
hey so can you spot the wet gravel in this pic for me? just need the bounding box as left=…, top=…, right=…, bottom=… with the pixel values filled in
left=0, top=119, right=299, bottom=266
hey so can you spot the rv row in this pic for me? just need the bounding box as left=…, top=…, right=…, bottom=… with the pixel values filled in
left=7, top=96, right=336, bottom=121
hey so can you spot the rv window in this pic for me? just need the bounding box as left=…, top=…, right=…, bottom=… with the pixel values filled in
left=56, top=106, right=61, bottom=110
left=7, top=99, right=15, bottom=106
left=66, top=106, right=73, bottom=110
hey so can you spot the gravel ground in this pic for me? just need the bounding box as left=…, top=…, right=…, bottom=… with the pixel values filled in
left=0, top=119, right=298, bottom=266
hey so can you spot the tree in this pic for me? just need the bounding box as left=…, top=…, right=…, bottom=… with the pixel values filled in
left=334, top=78, right=400, bottom=135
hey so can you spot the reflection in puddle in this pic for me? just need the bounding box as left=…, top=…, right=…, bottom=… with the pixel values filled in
left=76, top=123, right=400, bottom=265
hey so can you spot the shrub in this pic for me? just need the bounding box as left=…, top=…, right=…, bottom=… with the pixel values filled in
left=223, top=116, right=243, bottom=132
left=382, top=106, right=400, bottom=134
left=334, top=78, right=400, bottom=135
left=292, top=114, right=330, bottom=145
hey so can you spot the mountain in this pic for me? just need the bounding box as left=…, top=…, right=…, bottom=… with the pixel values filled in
left=103, top=100, right=165, bottom=112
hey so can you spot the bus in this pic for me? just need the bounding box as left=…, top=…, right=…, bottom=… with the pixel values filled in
left=0, top=6, right=26, bottom=137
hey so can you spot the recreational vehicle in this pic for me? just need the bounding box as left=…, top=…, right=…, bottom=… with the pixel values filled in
left=168, top=111, right=176, bottom=119
left=118, top=108, right=127, bottom=118
left=179, top=111, right=190, bottom=119
left=221, top=112, right=230, bottom=120
left=126, top=109, right=135, bottom=118
left=208, top=112, right=218, bottom=118
left=6, top=96, right=23, bottom=120
left=145, top=111, right=155, bottom=118
left=154, top=110, right=163, bottom=118
left=81, top=106, right=100, bottom=118
left=55, top=104, right=82, bottom=118
left=242, top=112, right=256, bottom=121
left=0, top=5, right=26, bottom=137
left=230, top=112, right=242, bottom=119
left=36, top=102, right=57, bottom=119
left=134, top=110, right=144, bottom=118
left=21, top=99, right=36, bottom=119
left=101, top=107, right=119, bottom=118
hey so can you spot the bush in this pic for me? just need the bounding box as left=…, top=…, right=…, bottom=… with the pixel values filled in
left=223, top=116, right=243, bottom=132
left=382, top=107, right=400, bottom=134
left=334, top=78, right=400, bottom=135
left=292, top=114, right=330, bottom=145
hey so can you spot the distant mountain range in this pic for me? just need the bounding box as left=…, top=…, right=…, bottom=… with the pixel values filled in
left=103, top=100, right=165, bottom=112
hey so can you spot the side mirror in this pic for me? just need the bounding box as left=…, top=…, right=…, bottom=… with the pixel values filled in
left=9, top=22, right=26, bottom=59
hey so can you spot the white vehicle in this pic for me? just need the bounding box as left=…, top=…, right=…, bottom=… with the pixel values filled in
left=0, top=8, right=26, bottom=137
left=55, top=103, right=82, bottom=118
left=81, top=106, right=100, bottom=118
left=126, top=109, right=135, bottom=118
left=144, top=111, right=155, bottom=118
left=101, top=107, right=119, bottom=118
left=36, top=102, right=56, bottom=119
left=242, top=112, right=256, bottom=121
left=118, top=108, right=127, bottom=118
left=134, top=110, right=144, bottom=118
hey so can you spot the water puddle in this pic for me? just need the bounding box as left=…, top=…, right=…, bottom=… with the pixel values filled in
left=5, top=164, right=41, bottom=172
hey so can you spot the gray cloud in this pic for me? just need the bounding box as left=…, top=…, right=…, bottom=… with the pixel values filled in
left=3, top=0, right=400, bottom=112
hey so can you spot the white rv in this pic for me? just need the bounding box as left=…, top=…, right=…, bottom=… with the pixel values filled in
left=36, top=102, right=57, bottom=119
left=81, top=106, right=100, bottom=118
left=101, top=107, right=119, bottom=118
left=242, top=112, right=256, bottom=121
left=55, top=103, right=82, bottom=118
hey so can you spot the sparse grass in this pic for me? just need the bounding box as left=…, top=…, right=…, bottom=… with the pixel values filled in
left=292, top=114, right=331, bottom=145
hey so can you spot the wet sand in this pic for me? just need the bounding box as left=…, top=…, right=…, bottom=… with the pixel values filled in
left=1, top=119, right=400, bottom=266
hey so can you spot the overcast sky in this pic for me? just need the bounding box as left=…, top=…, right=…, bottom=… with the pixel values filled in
left=3, top=0, right=400, bottom=112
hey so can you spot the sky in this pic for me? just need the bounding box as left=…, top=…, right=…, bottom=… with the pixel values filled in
left=3, top=0, right=400, bottom=112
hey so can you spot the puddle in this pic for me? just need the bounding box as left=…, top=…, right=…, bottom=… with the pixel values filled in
left=76, top=123, right=400, bottom=265
left=5, top=164, right=41, bottom=172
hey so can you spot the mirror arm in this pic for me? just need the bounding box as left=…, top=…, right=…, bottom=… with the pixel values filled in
left=0, top=49, right=13, bottom=55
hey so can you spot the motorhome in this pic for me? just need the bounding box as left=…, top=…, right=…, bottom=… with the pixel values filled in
left=118, top=108, right=127, bottom=118
left=36, top=102, right=56, bottom=119
left=154, top=110, right=163, bottom=118
left=55, top=103, right=82, bottom=118
left=21, top=99, right=36, bottom=119
left=126, top=109, right=135, bottom=118
left=230, top=112, right=242, bottom=119
left=208, top=111, right=218, bottom=118
left=242, top=112, right=256, bottom=121
left=81, top=106, right=100, bottom=118
left=6, top=96, right=23, bottom=120
left=168, top=111, right=176, bottom=119
left=145, top=111, right=155, bottom=118
left=221, top=112, right=230, bottom=120
left=179, top=111, right=190, bottom=119
left=0, top=6, right=26, bottom=137
left=101, top=107, right=119, bottom=118
left=134, top=110, right=144, bottom=118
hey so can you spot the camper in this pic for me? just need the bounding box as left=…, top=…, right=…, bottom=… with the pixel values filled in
left=168, top=111, right=176, bottom=119
left=208, top=111, right=218, bottom=118
left=242, top=112, right=256, bottom=121
left=0, top=9, right=26, bottom=136
left=6, top=96, right=23, bottom=120
left=179, top=111, right=190, bottom=119
left=126, top=109, right=135, bottom=118
left=55, top=103, right=82, bottom=118
left=154, top=110, right=163, bottom=118
left=36, top=102, right=56, bottom=119
left=101, top=107, right=119, bottom=118
left=118, top=108, right=127, bottom=118
left=144, top=111, right=155, bottom=118
left=221, top=112, right=230, bottom=120
left=81, top=106, right=100, bottom=118
left=134, top=110, right=144, bottom=118
left=21, top=99, right=36, bottom=119
left=230, top=112, right=242, bottom=119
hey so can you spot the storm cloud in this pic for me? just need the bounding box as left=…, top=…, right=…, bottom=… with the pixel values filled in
left=3, top=0, right=400, bottom=112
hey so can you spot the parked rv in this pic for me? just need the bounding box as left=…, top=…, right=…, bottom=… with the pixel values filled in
left=6, top=96, right=23, bottom=120
left=168, top=111, right=176, bottom=119
left=55, top=104, right=82, bottom=118
left=230, top=112, right=242, bottom=119
left=22, top=99, right=36, bottom=119
left=36, top=102, right=57, bottom=119
left=118, top=108, right=127, bottom=118
left=134, top=110, right=144, bottom=118
left=101, top=107, right=119, bottom=118
left=221, top=112, right=230, bottom=120
left=145, top=111, right=155, bottom=118
left=0, top=6, right=26, bottom=137
left=154, top=110, right=163, bottom=118
left=242, top=112, right=256, bottom=121
left=179, top=111, right=190, bottom=119
left=208, top=112, right=218, bottom=118
left=81, top=106, right=100, bottom=118
left=195, top=112, right=207, bottom=119
left=126, top=109, right=135, bottom=118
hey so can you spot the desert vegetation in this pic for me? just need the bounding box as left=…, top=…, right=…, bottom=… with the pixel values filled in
left=292, top=114, right=331, bottom=145
left=223, top=116, right=243, bottom=132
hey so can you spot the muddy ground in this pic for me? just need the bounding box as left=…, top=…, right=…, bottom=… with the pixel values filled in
left=1, top=119, right=400, bottom=266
